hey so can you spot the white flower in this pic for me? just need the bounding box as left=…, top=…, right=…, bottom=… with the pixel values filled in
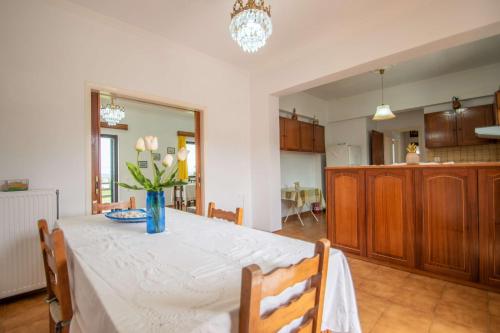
left=162, top=154, right=174, bottom=167
left=135, top=137, right=145, bottom=152
left=177, top=147, right=188, bottom=161
left=144, top=136, right=158, bottom=151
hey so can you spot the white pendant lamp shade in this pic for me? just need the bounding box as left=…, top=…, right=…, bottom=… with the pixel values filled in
left=373, top=104, right=395, bottom=120
left=373, top=68, right=395, bottom=121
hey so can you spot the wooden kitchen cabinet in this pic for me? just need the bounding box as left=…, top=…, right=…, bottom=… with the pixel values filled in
left=456, top=105, right=495, bottom=146
left=424, top=110, right=457, bottom=148
left=415, top=168, right=478, bottom=281
left=299, top=122, right=314, bottom=151
left=279, top=117, right=285, bottom=150
left=366, top=169, right=415, bottom=266
left=313, top=125, right=325, bottom=153
left=326, top=169, right=366, bottom=256
left=479, top=169, right=500, bottom=287
left=282, top=118, right=301, bottom=151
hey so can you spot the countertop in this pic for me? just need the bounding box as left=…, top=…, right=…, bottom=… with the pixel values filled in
left=325, top=162, right=500, bottom=170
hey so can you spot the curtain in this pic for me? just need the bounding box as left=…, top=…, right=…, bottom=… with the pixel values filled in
left=178, top=135, right=188, bottom=180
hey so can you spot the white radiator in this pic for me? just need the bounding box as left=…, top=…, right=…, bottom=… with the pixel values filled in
left=0, top=189, right=58, bottom=299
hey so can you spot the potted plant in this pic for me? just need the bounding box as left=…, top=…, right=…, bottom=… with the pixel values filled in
left=405, top=143, right=420, bottom=164
left=118, top=136, right=187, bottom=234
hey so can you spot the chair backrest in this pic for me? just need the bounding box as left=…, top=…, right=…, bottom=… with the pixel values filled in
left=37, top=219, right=73, bottom=322
left=207, top=202, right=243, bottom=225
left=92, top=196, right=136, bottom=214
left=239, top=239, right=330, bottom=333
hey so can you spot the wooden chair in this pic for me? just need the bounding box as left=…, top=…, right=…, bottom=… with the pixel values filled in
left=207, top=202, right=243, bottom=225
left=37, top=219, right=72, bottom=333
left=239, top=239, right=330, bottom=333
left=92, top=196, right=136, bottom=214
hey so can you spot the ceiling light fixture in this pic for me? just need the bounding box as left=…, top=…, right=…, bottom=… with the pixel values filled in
left=229, top=0, right=273, bottom=53
left=373, top=69, right=395, bottom=121
left=100, top=96, right=125, bottom=126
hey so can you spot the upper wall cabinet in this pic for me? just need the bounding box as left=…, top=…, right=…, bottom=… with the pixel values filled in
left=495, top=91, right=500, bottom=125
left=279, top=117, right=325, bottom=153
left=425, top=104, right=495, bottom=148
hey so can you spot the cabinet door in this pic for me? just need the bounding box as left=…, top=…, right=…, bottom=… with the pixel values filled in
left=366, top=169, right=415, bottom=266
left=299, top=122, right=314, bottom=152
left=479, top=168, right=500, bottom=287
left=416, top=168, right=478, bottom=281
left=457, top=105, right=494, bottom=146
left=279, top=117, right=285, bottom=150
left=496, top=91, right=500, bottom=125
left=313, top=125, right=325, bottom=153
left=283, top=118, right=300, bottom=151
left=424, top=111, right=457, bottom=148
left=326, top=169, right=366, bottom=256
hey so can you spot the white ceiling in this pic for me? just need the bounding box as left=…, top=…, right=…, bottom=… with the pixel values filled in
left=66, top=0, right=404, bottom=69
left=304, top=34, right=500, bottom=100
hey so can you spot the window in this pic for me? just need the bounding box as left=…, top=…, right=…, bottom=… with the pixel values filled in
left=100, top=135, right=118, bottom=203
left=186, top=140, right=196, bottom=180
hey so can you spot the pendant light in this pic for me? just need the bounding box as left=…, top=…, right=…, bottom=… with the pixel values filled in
left=373, top=69, right=395, bottom=121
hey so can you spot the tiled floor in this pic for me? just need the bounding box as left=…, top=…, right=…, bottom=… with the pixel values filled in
left=1, top=212, right=499, bottom=333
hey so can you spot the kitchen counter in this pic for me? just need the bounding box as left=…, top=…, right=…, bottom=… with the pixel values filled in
left=325, top=162, right=500, bottom=290
left=325, top=161, right=500, bottom=170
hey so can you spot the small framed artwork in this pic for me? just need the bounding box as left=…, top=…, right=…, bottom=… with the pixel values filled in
left=152, top=153, right=161, bottom=161
left=167, top=147, right=176, bottom=154
left=138, top=160, right=148, bottom=169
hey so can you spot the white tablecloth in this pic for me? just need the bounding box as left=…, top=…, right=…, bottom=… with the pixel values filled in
left=57, top=209, right=360, bottom=333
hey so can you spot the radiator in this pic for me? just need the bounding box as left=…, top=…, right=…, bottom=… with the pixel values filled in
left=0, top=189, right=58, bottom=299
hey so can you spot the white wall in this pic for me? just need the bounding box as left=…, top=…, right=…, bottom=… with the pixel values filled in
left=326, top=117, right=373, bottom=165
left=101, top=99, right=194, bottom=207
left=0, top=0, right=252, bottom=224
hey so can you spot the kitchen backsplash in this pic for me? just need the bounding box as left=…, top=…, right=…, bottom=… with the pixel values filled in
left=426, top=143, right=500, bottom=162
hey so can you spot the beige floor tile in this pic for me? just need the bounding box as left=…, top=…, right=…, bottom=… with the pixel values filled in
left=390, top=287, right=440, bottom=314
left=489, top=291, right=500, bottom=302
left=429, top=318, right=486, bottom=333
left=356, top=290, right=389, bottom=333
left=357, top=279, right=400, bottom=300
left=348, top=259, right=379, bottom=279
left=401, top=274, right=446, bottom=298
left=489, top=299, right=500, bottom=317
left=441, top=285, right=489, bottom=312
left=434, top=300, right=489, bottom=332
left=371, top=266, right=410, bottom=286
left=370, top=304, right=433, bottom=333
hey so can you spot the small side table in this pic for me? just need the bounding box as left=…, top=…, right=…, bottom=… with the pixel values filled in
left=281, top=187, right=324, bottom=226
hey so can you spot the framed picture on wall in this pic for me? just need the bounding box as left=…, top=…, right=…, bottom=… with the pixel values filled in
left=152, top=153, right=161, bottom=161
left=167, top=147, right=176, bottom=154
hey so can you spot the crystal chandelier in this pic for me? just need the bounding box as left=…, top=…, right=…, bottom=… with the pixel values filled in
left=229, top=0, right=273, bottom=53
left=373, top=69, right=395, bottom=121
left=100, top=96, right=125, bottom=126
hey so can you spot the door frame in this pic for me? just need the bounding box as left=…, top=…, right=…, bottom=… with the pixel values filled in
left=86, top=83, right=205, bottom=216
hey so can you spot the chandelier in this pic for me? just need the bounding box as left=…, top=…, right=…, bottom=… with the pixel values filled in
left=373, top=69, right=395, bottom=121
left=229, top=0, right=272, bottom=53
left=100, top=96, right=125, bottom=126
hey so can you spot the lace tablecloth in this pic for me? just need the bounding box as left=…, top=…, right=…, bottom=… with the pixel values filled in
left=57, top=209, right=360, bottom=333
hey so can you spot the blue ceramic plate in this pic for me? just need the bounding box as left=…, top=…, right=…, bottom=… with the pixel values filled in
left=105, top=209, right=147, bottom=223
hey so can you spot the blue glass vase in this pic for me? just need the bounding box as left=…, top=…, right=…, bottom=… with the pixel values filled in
left=146, top=191, right=165, bottom=234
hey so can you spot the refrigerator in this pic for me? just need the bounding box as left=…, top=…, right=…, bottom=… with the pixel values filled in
left=326, top=144, right=362, bottom=166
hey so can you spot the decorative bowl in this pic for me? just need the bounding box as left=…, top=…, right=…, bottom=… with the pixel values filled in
left=105, top=209, right=147, bottom=223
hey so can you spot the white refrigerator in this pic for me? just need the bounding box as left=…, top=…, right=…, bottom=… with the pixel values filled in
left=326, top=144, right=362, bottom=166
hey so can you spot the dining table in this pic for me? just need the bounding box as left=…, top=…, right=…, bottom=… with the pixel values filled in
left=56, top=208, right=361, bottom=333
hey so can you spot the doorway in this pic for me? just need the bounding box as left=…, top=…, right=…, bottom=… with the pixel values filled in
left=90, top=90, right=204, bottom=215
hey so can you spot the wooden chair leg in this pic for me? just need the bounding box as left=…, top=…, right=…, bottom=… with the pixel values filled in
left=49, top=312, right=55, bottom=333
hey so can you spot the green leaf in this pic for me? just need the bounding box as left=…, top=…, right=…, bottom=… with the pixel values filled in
left=126, top=162, right=153, bottom=190
left=117, top=182, right=144, bottom=190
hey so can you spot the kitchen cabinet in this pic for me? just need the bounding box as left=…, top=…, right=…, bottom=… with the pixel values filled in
left=326, top=169, right=366, bottom=256
left=424, top=110, right=457, bottom=148
left=479, top=169, right=500, bottom=287
left=496, top=91, right=500, bottom=124
left=279, top=116, right=325, bottom=153
left=456, top=105, right=495, bottom=146
left=415, top=168, right=478, bottom=281
left=299, top=122, right=314, bottom=151
left=366, top=169, right=415, bottom=266
left=279, top=117, right=285, bottom=150
left=282, top=118, right=300, bottom=151
left=424, top=105, right=495, bottom=148
left=313, top=125, right=325, bottom=153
